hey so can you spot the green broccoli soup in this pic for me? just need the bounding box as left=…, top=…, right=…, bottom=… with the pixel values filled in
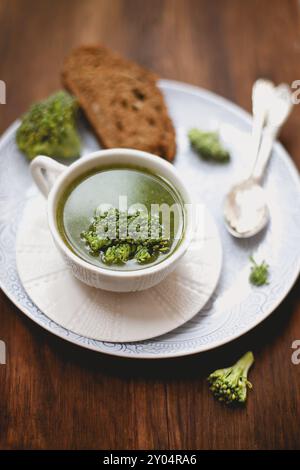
left=57, top=166, right=185, bottom=271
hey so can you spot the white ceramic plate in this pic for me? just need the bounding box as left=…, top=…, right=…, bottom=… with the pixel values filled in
left=0, top=80, right=300, bottom=358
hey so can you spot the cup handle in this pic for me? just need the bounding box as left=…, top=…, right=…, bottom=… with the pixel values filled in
left=30, top=156, right=67, bottom=197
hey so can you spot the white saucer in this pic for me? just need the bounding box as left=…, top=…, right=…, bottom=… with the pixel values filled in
left=16, top=194, right=222, bottom=343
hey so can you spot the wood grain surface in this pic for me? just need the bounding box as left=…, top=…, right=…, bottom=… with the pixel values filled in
left=0, top=0, right=300, bottom=450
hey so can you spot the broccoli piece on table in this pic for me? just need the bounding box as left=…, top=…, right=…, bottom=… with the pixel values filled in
left=188, top=128, right=230, bottom=163
left=208, top=351, right=254, bottom=405
left=16, top=90, right=81, bottom=160
left=249, top=256, right=269, bottom=286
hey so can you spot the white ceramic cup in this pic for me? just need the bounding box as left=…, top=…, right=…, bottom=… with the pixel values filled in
left=30, top=149, right=193, bottom=292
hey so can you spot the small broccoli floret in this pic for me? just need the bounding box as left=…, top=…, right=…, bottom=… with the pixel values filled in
left=81, top=231, right=111, bottom=253
left=188, top=128, right=230, bottom=163
left=208, top=351, right=254, bottom=405
left=16, top=90, right=81, bottom=160
left=103, top=243, right=132, bottom=265
left=102, top=246, right=118, bottom=264
left=135, top=245, right=152, bottom=263
left=249, top=256, right=269, bottom=286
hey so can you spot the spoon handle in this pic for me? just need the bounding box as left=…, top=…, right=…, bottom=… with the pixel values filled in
left=250, top=80, right=274, bottom=171
left=252, top=84, right=293, bottom=181
left=252, top=126, right=277, bottom=181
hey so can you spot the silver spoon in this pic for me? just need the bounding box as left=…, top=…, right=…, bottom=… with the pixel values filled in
left=223, top=79, right=275, bottom=238
left=224, top=82, right=293, bottom=238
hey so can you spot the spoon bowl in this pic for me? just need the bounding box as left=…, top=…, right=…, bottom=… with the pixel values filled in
left=224, top=178, right=269, bottom=238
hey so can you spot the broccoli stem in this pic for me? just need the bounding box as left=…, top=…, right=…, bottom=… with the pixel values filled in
left=237, top=351, right=254, bottom=376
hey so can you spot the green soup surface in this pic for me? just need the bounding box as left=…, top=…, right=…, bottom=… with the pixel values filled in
left=57, top=166, right=185, bottom=271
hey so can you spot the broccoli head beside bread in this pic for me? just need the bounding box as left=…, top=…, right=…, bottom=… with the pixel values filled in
left=16, top=91, right=81, bottom=160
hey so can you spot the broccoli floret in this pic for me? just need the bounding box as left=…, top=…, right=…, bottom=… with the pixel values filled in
left=103, top=243, right=132, bottom=265
left=81, top=208, right=171, bottom=266
left=135, top=245, right=152, bottom=263
left=16, top=90, right=81, bottom=160
left=249, top=256, right=269, bottom=286
left=81, top=231, right=111, bottom=253
left=208, top=351, right=254, bottom=405
left=188, top=128, right=230, bottom=163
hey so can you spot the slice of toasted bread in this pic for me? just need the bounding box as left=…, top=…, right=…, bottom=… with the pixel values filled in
left=62, top=45, right=176, bottom=161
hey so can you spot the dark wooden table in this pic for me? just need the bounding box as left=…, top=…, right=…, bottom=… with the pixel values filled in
left=0, top=0, right=300, bottom=450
